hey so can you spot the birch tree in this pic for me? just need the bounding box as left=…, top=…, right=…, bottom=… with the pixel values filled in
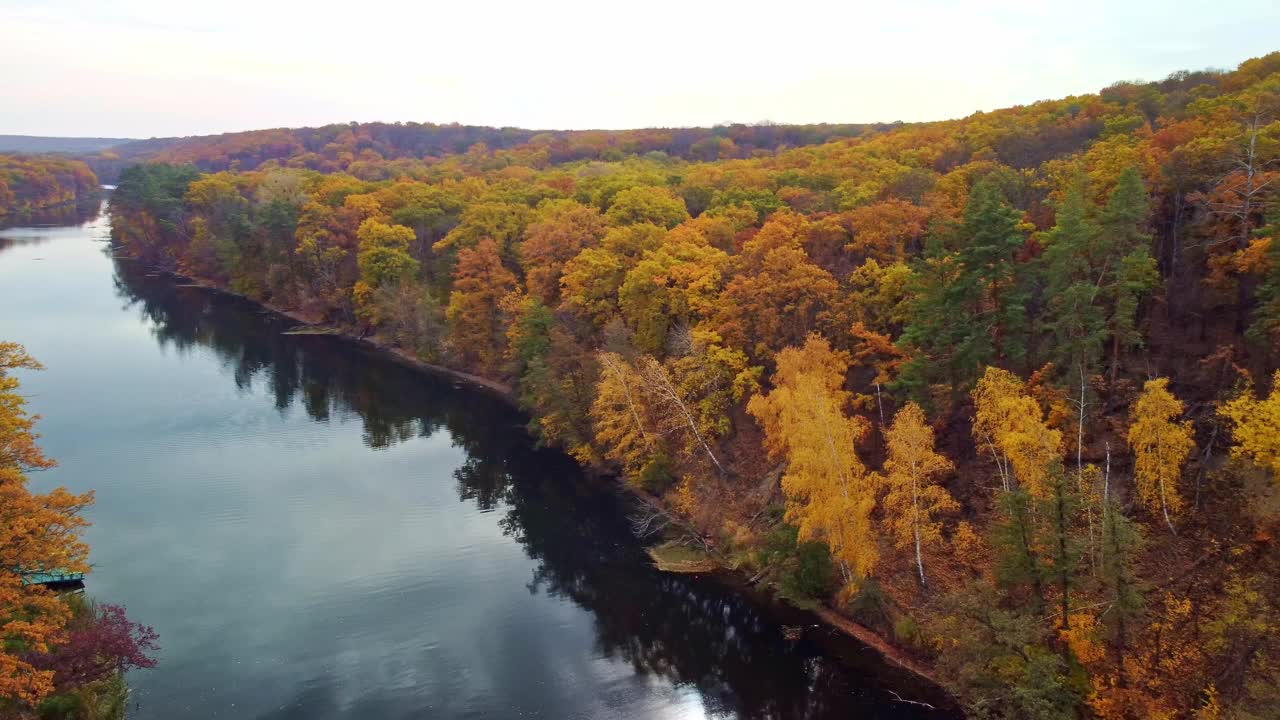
left=1127, top=378, right=1194, bottom=532
left=590, top=351, right=655, bottom=482
left=748, top=335, right=878, bottom=588
left=882, top=402, right=957, bottom=588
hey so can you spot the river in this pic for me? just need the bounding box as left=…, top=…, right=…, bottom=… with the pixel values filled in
left=0, top=200, right=955, bottom=719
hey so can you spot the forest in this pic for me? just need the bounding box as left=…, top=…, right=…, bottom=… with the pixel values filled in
left=75, top=120, right=885, bottom=185
left=0, top=155, right=98, bottom=217
left=105, top=52, right=1280, bottom=718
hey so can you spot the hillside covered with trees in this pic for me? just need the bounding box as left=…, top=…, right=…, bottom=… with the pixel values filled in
left=0, top=155, right=98, bottom=217
left=108, top=52, right=1280, bottom=718
left=0, top=136, right=134, bottom=155
left=76, top=120, right=884, bottom=184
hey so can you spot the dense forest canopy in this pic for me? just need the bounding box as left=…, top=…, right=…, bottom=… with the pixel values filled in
left=107, top=52, right=1280, bottom=718
left=74, top=120, right=884, bottom=184
left=0, top=155, right=98, bottom=216
left=0, top=136, right=134, bottom=154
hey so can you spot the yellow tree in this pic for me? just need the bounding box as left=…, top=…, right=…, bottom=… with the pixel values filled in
left=1218, top=370, right=1280, bottom=485
left=618, top=230, right=728, bottom=355
left=846, top=259, right=912, bottom=420
left=1003, top=393, right=1066, bottom=499
left=882, top=402, right=957, bottom=588
left=590, top=351, right=656, bottom=483
left=971, top=367, right=1063, bottom=496
left=972, top=367, right=1022, bottom=492
left=559, top=224, right=664, bottom=329
left=0, top=343, right=93, bottom=707
left=1127, top=378, right=1194, bottom=532
left=353, top=219, right=419, bottom=325
left=603, top=186, right=689, bottom=228
left=433, top=200, right=531, bottom=256
left=747, top=335, right=878, bottom=589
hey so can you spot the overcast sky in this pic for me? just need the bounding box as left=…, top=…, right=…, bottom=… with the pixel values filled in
left=2, top=0, right=1278, bottom=139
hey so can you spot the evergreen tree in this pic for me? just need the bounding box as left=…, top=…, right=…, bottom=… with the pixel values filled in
left=1248, top=205, right=1280, bottom=344
left=1098, top=499, right=1144, bottom=687
left=1043, top=468, right=1083, bottom=638
left=958, top=179, right=1031, bottom=369
left=508, top=297, right=598, bottom=464
left=899, top=180, right=1030, bottom=403
left=993, top=489, right=1046, bottom=610
left=897, top=240, right=969, bottom=405
left=1040, top=179, right=1108, bottom=471
left=1096, top=167, right=1159, bottom=385
left=937, top=508, right=1089, bottom=720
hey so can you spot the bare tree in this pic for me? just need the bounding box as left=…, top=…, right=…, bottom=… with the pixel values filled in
left=637, top=356, right=726, bottom=475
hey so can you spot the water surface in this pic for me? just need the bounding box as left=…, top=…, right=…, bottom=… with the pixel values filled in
left=0, top=202, right=953, bottom=719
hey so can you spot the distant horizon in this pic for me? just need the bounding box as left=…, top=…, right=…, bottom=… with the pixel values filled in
left=4, top=118, right=896, bottom=144
left=4, top=0, right=1279, bottom=138
left=0, top=50, right=1254, bottom=143
left=0, top=52, right=1263, bottom=141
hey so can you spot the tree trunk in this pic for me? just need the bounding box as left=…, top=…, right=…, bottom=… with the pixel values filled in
left=914, top=522, right=926, bottom=588
left=1109, top=332, right=1120, bottom=388
left=913, top=465, right=926, bottom=588
left=602, top=354, right=652, bottom=450
left=1056, top=478, right=1071, bottom=638
left=643, top=357, right=723, bottom=474
left=1158, top=432, right=1176, bottom=535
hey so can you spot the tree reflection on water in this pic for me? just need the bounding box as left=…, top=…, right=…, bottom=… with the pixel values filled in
left=111, top=256, right=955, bottom=719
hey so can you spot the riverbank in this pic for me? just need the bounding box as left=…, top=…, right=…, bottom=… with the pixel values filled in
left=127, top=256, right=955, bottom=711
left=157, top=271, right=515, bottom=399
left=0, top=194, right=103, bottom=226
left=0, top=154, right=100, bottom=220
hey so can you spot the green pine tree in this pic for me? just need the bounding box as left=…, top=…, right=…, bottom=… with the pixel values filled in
left=1097, top=497, right=1145, bottom=687
left=1248, top=204, right=1280, bottom=345
left=958, top=180, right=1031, bottom=369
left=1040, top=178, right=1109, bottom=471
left=1097, top=167, right=1159, bottom=385
left=898, top=180, right=1031, bottom=404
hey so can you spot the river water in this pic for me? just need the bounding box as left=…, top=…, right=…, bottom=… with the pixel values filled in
left=0, top=201, right=954, bottom=719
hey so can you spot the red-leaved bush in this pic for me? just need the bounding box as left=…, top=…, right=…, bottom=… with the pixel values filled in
left=26, top=602, right=159, bottom=691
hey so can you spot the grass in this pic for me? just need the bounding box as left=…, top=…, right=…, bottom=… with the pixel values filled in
left=281, top=326, right=342, bottom=335
left=647, top=541, right=720, bottom=573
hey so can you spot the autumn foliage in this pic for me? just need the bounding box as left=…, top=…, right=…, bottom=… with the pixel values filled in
left=0, top=155, right=98, bottom=216
left=104, top=52, right=1280, bottom=718
left=749, top=335, right=878, bottom=588
left=0, top=344, right=156, bottom=715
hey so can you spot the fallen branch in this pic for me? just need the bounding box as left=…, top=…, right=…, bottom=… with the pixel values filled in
left=629, top=505, right=671, bottom=538
left=887, top=690, right=936, bottom=710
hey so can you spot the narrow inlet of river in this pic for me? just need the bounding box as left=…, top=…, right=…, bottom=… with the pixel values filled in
left=0, top=200, right=955, bottom=719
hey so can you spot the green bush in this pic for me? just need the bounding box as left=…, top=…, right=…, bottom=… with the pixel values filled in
left=893, top=616, right=923, bottom=648
left=758, top=522, right=835, bottom=602
left=636, top=455, right=676, bottom=493
left=847, top=577, right=893, bottom=632
left=783, top=540, right=836, bottom=599
left=38, top=674, right=127, bottom=720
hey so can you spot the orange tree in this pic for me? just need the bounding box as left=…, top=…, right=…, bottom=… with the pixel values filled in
left=0, top=343, right=93, bottom=709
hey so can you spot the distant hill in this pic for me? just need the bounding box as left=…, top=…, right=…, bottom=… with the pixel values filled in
left=0, top=135, right=137, bottom=154
left=100, top=121, right=888, bottom=179
left=51, top=122, right=887, bottom=183
left=0, top=124, right=890, bottom=184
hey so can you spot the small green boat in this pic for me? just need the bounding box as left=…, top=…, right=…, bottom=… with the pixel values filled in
left=19, top=569, right=85, bottom=586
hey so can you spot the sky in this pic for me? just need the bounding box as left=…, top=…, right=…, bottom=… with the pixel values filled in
left=1, top=0, right=1278, bottom=139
